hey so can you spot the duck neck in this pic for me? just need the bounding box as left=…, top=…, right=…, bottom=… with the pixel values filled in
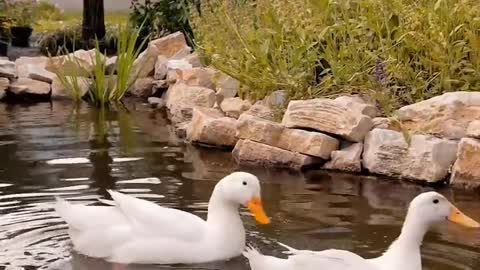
left=378, top=211, right=428, bottom=268
left=206, top=186, right=243, bottom=228
left=396, top=211, right=429, bottom=248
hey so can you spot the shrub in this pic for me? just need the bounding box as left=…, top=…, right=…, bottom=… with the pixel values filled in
left=192, top=0, right=480, bottom=113
left=36, top=0, right=64, bottom=21
left=38, top=25, right=119, bottom=56
left=129, top=0, right=200, bottom=47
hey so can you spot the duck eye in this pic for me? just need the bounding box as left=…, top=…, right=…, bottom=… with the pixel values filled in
left=242, top=181, right=247, bottom=186
left=433, top=199, right=439, bottom=204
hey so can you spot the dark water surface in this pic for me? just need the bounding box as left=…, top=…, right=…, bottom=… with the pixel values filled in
left=0, top=101, right=480, bottom=270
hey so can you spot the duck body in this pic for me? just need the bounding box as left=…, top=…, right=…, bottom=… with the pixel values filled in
left=244, top=244, right=377, bottom=270
left=244, top=191, right=480, bottom=270
left=55, top=172, right=270, bottom=264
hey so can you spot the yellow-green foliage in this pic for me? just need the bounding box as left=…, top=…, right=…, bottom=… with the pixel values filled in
left=191, top=0, right=480, bottom=110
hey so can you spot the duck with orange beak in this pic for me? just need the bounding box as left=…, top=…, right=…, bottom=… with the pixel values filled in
left=243, top=191, right=480, bottom=270
left=55, top=172, right=270, bottom=265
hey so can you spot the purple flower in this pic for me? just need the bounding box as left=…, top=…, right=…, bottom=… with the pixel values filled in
left=375, top=58, right=387, bottom=84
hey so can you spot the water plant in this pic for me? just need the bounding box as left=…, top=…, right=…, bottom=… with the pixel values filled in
left=51, top=21, right=147, bottom=106
left=109, top=21, right=148, bottom=101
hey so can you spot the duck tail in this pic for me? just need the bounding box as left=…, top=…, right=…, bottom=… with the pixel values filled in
left=243, top=245, right=262, bottom=260
left=278, top=242, right=298, bottom=254
left=53, top=196, right=70, bottom=217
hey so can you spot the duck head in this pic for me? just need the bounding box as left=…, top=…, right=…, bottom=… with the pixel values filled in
left=217, top=172, right=270, bottom=224
left=408, top=191, right=480, bottom=228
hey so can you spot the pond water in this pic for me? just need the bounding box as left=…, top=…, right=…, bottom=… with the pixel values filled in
left=0, top=101, right=480, bottom=270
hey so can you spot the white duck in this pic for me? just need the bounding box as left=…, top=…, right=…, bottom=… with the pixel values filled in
left=54, top=171, right=270, bottom=265
left=243, top=191, right=480, bottom=270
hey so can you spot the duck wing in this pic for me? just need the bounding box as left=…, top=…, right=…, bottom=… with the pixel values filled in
left=107, top=190, right=207, bottom=241
left=279, top=242, right=377, bottom=270
left=243, top=246, right=292, bottom=270
left=54, top=196, right=127, bottom=231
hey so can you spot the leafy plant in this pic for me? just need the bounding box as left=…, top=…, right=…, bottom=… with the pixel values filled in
left=51, top=42, right=90, bottom=101
left=6, top=1, right=36, bottom=27
left=51, top=21, right=146, bottom=106
left=38, top=25, right=119, bottom=56
left=129, top=0, right=200, bottom=47
left=109, top=21, right=148, bottom=101
left=192, top=0, right=480, bottom=114
left=89, top=42, right=111, bottom=106
left=36, top=0, right=64, bottom=21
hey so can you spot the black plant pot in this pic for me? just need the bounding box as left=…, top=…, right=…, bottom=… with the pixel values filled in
left=0, top=39, right=8, bottom=56
left=11, top=26, right=33, bottom=47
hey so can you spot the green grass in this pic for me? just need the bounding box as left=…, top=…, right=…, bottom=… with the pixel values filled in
left=35, top=11, right=129, bottom=33
left=192, top=0, right=480, bottom=115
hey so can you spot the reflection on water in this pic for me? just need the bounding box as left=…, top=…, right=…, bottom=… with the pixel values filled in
left=0, top=101, right=480, bottom=270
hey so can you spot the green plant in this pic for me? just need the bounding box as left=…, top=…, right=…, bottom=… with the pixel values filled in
left=89, top=42, right=111, bottom=106
left=192, top=0, right=480, bottom=113
left=36, top=0, right=64, bottom=21
left=110, top=22, right=148, bottom=101
left=192, top=0, right=337, bottom=101
left=129, top=0, right=200, bottom=47
left=6, top=1, right=36, bottom=27
left=0, top=15, right=12, bottom=40
left=38, top=25, right=119, bottom=56
left=51, top=42, right=90, bottom=101
left=51, top=21, right=146, bottom=106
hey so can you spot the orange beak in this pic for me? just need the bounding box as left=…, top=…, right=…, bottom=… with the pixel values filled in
left=448, top=206, right=480, bottom=228
left=246, top=197, right=270, bottom=224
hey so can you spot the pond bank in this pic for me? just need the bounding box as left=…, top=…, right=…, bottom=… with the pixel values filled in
left=1, top=32, right=479, bottom=190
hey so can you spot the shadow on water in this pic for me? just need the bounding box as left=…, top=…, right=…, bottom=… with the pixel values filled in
left=0, top=101, right=480, bottom=270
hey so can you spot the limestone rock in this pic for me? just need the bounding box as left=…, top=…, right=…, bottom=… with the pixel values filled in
left=26, top=64, right=55, bottom=83
left=185, top=52, right=202, bottom=67
left=265, top=90, right=288, bottom=108
left=334, top=95, right=378, bottom=118
left=175, top=121, right=189, bottom=139
left=165, top=82, right=216, bottom=123
left=15, top=56, right=48, bottom=78
left=216, top=73, right=238, bottom=99
left=167, top=59, right=192, bottom=70
left=154, top=55, right=169, bottom=80
left=131, top=44, right=160, bottom=78
left=150, top=32, right=190, bottom=59
left=237, top=116, right=339, bottom=159
left=8, top=78, right=51, bottom=96
left=170, top=46, right=192, bottom=60
left=147, top=97, right=166, bottom=108
left=232, top=139, right=322, bottom=170
left=176, top=68, right=215, bottom=89
left=220, top=97, right=252, bottom=119
left=372, top=117, right=391, bottom=129
left=466, top=121, right=480, bottom=139
left=130, top=77, right=155, bottom=98
left=240, top=100, right=274, bottom=121
left=0, top=78, right=8, bottom=99
left=45, top=49, right=104, bottom=77
left=105, top=56, right=117, bottom=74
left=51, top=76, right=91, bottom=99
left=323, top=142, right=363, bottom=172
left=396, top=92, right=480, bottom=139
left=282, top=98, right=374, bottom=142
left=166, top=69, right=178, bottom=84
left=0, top=59, right=16, bottom=79
left=187, top=107, right=238, bottom=147
left=363, top=128, right=458, bottom=182
left=152, top=79, right=168, bottom=90
left=450, top=138, right=480, bottom=188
